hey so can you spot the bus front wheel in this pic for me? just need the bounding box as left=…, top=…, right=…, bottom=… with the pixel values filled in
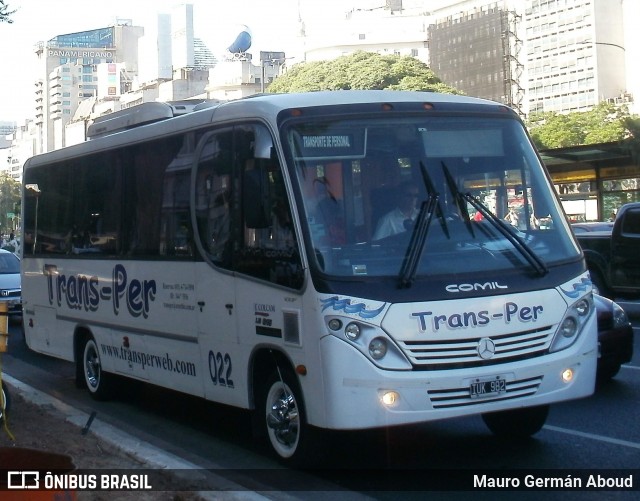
left=260, top=369, right=313, bottom=465
left=482, top=404, right=549, bottom=438
left=81, top=336, right=113, bottom=400
left=0, top=382, right=10, bottom=423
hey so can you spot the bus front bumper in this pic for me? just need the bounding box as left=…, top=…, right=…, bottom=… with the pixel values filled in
left=312, top=328, right=597, bottom=430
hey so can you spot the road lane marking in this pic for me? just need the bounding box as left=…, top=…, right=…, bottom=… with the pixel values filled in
left=622, top=364, right=640, bottom=370
left=544, top=425, right=640, bottom=450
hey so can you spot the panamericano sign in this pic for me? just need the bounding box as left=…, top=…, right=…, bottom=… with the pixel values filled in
left=48, top=50, right=115, bottom=58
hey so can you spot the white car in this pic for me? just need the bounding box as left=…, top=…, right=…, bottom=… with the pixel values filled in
left=0, top=248, right=21, bottom=317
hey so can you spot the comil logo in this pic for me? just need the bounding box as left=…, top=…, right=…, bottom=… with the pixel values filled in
left=7, top=471, right=39, bottom=489
left=445, top=281, right=508, bottom=293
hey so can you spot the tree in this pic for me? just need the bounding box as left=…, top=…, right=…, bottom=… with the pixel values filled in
left=526, top=102, right=634, bottom=150
left=267, top=51, right=461, bottom=94
left=0, top=174, right=20, bottom=235
left=621, top=116, right=640, bottom=165
left=0, top=1, right=15, bottom=23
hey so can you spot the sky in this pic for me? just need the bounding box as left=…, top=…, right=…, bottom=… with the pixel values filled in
left=0, top=0, right=354, bottom=123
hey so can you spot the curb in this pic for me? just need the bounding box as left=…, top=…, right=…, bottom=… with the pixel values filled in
left=2, top=374, right=268, bottom=500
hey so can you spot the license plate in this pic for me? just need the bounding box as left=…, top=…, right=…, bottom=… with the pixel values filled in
left=469, top=376, right=506, bottom=398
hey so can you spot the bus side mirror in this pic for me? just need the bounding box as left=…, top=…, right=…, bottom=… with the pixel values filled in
left=254, top=126, right=275, bottom=160
left=243, top=168, right=271, bottom=229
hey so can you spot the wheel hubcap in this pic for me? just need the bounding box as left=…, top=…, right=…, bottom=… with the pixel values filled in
left=0, top=388, right=6, bottom=420
left=85, top=346, right=100, bottom=389
left=267, top=388, right=299, bottom=448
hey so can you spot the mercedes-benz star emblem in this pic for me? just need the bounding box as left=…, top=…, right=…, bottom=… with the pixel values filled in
left=477, top=337, right=496, bottom=360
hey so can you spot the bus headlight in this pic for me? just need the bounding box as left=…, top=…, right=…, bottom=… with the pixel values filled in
left=369, top=338, right=388, bottom=360
left=560, top=317, right=577, bottom=338
left=324, top=316, right=411, bottom=369
left=550, top=294, right=593, bottom=353
left=328, top=318, right=343, bottom=331
left=344, top=322, right=361, bottom=341
left=574, top=298, right=590, bottom=317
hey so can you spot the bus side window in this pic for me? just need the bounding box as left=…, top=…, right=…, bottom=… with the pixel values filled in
left=71, top=153, right=121, bottom=255
left=193, top=129, right=234, bottom=269
left=160, top=136, right=196, bottom=258
left=126, top=137, right=187, bottom=256
left=235, top=125, right=303, bottom=289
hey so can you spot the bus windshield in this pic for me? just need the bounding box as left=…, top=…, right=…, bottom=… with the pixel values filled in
left=285, top=115, right=580, bottom=280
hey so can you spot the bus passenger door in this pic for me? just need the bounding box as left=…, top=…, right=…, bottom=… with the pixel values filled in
left=193, top=127, right=242, bottom=405
left=194, top=262, right=238, bottom=403
left=192, top=124, right=305, bottom=408
left=232, top=124, right=305, bottom=402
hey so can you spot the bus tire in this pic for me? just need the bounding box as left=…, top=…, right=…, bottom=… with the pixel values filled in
left=597, top=362, right=621, bottom=382
left=482, top=404, right=549, bottom=438
left=81, top=336, right=113, bottom=401
left=0, top=381, right=10, bottom=423
left=260, top=368, right=314, bottom=466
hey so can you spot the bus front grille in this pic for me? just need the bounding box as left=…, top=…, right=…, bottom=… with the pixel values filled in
left=399, top=325, right=555, bottom=369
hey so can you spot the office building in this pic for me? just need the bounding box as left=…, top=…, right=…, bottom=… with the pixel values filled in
left=0, top=121, right=16, bottom=138
left=428, top=0, right=525, bottom=115
left=525, top=0, right=627, bottom=114
left=33, top=22, right=144, bottom=153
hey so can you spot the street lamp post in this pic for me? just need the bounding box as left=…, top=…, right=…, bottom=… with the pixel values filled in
left=592, top=41, right=626, bottom=51
left=578, top=40, right=625, bottom=51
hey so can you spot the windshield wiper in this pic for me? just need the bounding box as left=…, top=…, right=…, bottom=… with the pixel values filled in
left=439, top=161, right=547, bottom=276
left=399, top=194, right=439, bottom=288
left=441, top=162, right=475, bottom=238
left=398, top=162, right=446, bottom=288
left=464, top=192, right=549, bottom=277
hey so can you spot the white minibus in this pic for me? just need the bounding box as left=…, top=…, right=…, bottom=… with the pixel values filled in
left=22, top=91, right=597, bottom=464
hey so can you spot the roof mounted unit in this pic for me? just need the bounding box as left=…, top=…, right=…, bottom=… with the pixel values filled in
left=86, top=99, right=219, bottom=139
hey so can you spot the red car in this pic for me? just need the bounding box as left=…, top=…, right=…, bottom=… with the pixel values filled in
left=594, top=294, right=634, bottom=381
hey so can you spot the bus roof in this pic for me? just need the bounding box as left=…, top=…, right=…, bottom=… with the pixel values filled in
left=24, top=91, right=512, bottom=168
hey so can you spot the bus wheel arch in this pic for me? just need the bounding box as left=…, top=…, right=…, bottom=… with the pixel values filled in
left=75, top=329, right=113, bottom=401
left=250, top=348, right=314, bottom=465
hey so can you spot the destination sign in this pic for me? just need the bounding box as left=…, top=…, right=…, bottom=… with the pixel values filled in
left=293, top=130, right=366, bottom=159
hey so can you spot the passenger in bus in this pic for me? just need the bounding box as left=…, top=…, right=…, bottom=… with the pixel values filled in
left=311, top=177, right=344, bottom=244
left=270, top=198, right=296, bottom=249
left=373, top=181, right=419, bottom=240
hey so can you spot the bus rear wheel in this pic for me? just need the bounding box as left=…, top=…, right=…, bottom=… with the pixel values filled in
left=81, top=336, right=113, bottom=400
left=482, top=404, right=549, bottom=438
left=261, top=369, right=313, bottom=466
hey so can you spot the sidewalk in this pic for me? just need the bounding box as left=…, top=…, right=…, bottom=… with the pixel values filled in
left=1, top=373, right=266, bottom=500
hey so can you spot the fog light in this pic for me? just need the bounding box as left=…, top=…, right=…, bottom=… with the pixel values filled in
left=562, top=368, right=574, bottom=383
left=380, top=390, right=399, bottom=407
